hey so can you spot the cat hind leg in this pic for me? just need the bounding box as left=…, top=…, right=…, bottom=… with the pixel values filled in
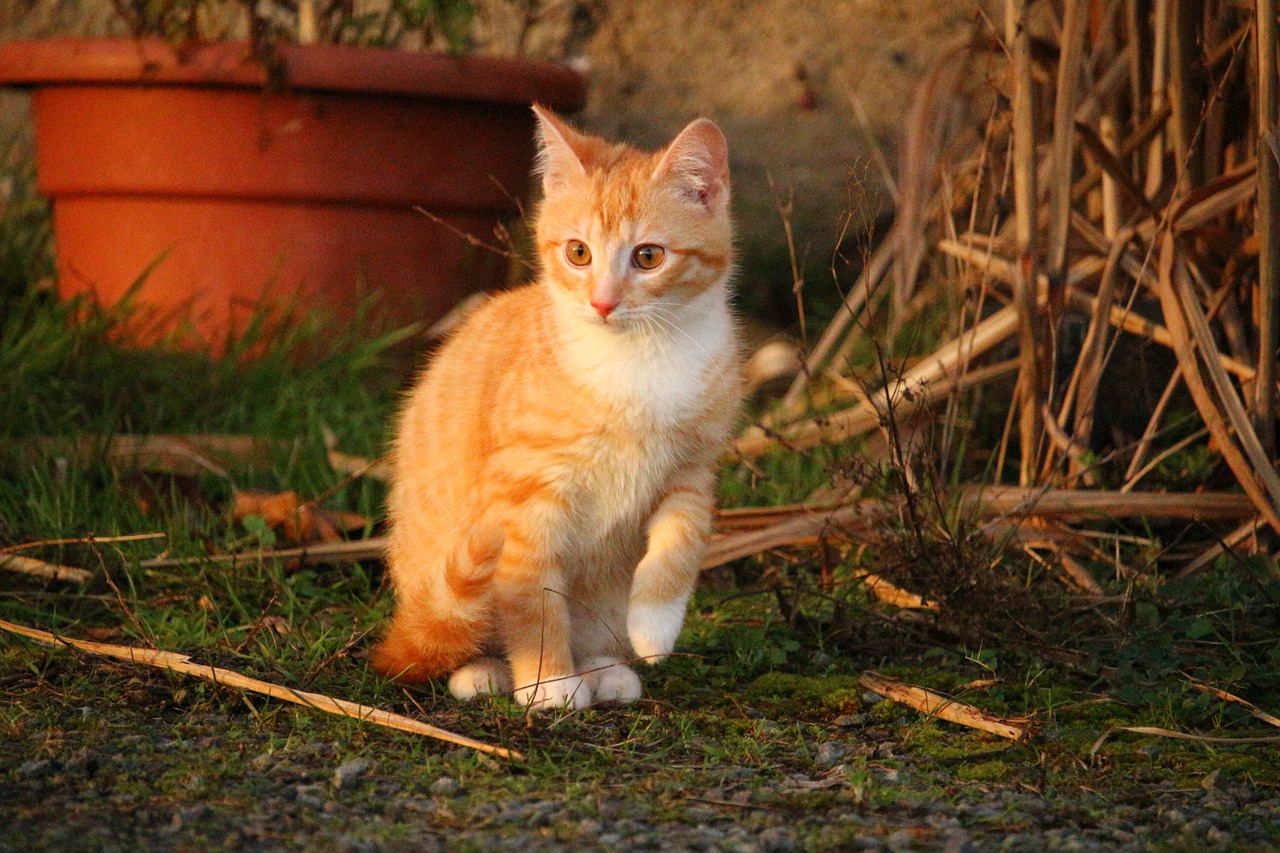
left=372, top=524, right=505, bottom=683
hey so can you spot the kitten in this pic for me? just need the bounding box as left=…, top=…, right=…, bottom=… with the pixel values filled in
left=371, top=105, right=742, bottom=711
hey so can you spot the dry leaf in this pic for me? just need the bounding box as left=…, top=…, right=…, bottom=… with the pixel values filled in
left=233, top=490, right=369, bottom=545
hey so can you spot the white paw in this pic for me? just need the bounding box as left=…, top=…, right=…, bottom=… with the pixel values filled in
left=579, top=657, right=643, bottom=704
left=448, top=658, right=513, bottom=700
left=627, top=599, right=688, bottom=664
left=514, top=675, right=592, bottom=712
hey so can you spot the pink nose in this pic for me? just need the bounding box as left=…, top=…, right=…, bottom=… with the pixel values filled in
left=591, top=298, right=619, bottom=319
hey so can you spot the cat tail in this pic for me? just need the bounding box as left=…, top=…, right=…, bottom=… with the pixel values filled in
left=371, top=523, right=505, bottom=683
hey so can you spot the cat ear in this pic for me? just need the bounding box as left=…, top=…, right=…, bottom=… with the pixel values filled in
left=532, top=104, right=591, bottom=193
left=652, top=118, right=730, bottom=211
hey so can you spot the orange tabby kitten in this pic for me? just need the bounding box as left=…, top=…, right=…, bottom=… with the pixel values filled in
left=371, top=105, right=742, bottom=710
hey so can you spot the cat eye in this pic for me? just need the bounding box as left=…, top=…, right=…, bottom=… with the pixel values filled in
left=632, top=244, right=666, bottom=270
left=565, top=240, right=592, bottom=266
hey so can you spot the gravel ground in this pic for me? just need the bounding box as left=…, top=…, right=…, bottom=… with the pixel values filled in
left=4, top=713, right=1278, bottom=853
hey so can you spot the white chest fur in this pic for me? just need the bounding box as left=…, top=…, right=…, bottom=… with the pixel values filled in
left=550, top=284, right=733, bottom=429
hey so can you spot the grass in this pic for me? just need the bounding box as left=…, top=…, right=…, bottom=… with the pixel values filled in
left=2, top=194, right=1280, bottom=851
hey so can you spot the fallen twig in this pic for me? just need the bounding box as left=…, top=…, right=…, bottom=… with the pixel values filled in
left=0, top=554, right=92, bottom=584
left=1187, top=679, right=1280, bottom=728
left=0, top=618, right=520, bottom=760
left=860, top=671, right=1032, bottom=741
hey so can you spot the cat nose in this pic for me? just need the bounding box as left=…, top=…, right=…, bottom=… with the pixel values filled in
left=591, top=298, right=619, bottom=319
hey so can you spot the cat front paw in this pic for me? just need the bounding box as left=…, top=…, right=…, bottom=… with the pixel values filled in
left=514, top=675, right=592, bottom=712
left=627, top=600, right=688, bottom=664
left=579, top=657, right=642, bottom=704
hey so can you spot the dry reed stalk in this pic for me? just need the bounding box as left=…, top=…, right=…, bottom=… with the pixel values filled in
left=860, top=671, right=1032, bottom=740
left=733, top=351, right=1017, bottom=459
left=1174, top=516, right=1262, bottom=580
left=0, top=554, right=92, bottom=584
left=1064, top=288, right=1257, bottom=380
left=141, top=538, right=389, bottom=569
left=775, top=241, right=894, bottom=421
left=1068, top=228, right=1133, bottom=469
left=0, top=618, right=520, bottom=759
left=1120, top=426, right=1210, bottom=492
left=1100, top=114, right=1123, bottom=238
left=942, top=233, right=1265, bottom=381
left=1006, top=0, right=1045, bottom=485
left=701, top=500, right=887, bottom=569
left=1047, top=0, right=1090, bottom=279
left=1155, top=230, right=1280, bottom=534
left=1122, top=365, right=1185, bottom=481
left=1074, top=121, right=1161, bottom=217
left=1256, top=0, right=1280, bottom=454
left=973, top=485, right=1255, bottom=521
left=1144, top=0, right=1171, bottom=198
left=1168, top=0, right=1205, bottom=190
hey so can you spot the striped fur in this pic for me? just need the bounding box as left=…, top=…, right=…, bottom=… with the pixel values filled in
left=371, top=107, right=743, bottom=711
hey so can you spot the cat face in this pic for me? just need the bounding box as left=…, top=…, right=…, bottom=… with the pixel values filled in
left=532, top=106, right=733, bottom=330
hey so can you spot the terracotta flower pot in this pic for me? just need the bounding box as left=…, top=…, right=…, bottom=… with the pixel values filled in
left=0, top=38, right=586, bottom=346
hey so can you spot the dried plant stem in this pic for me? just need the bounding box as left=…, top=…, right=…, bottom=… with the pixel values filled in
left=0, top=618, right=520, bottom=760
left=1256, top=0, right=1280, bottom=454
left=861, top=671, right=1032, bottom=741
left=1174, top=517, right=1262, bottom=580
left=1046, top=0, right=1088, bottom=279
left=733, top=316, right=1019, bottom=459
left=1156, top=231, right=1280, bottom=534
left=1187, top=679, right=1280, bottom=728
left=0, top=554, right=91, bottom=584
left=776, top=241, right=893, bottom=420
left=1006, top=0, right=1044, bottom=485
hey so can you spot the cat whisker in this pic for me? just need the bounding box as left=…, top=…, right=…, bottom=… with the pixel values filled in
left=642, top=306, right=731, bottom=391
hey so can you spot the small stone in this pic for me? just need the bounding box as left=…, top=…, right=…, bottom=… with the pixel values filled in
left=429, top=776, right=461, bottom=796
left=1205, top=826, right=1231, bottom=846
left=758, top=826, right=798, bottom=852
left=290, top=784, right=326, bottom=810
left=18, top=759, right=54, bottom=780
left=862, top=691, right=885, bottom=705
left=335, top=835, right=378, bottom=853
left=63, top=749, right=99, bottom=776
left=333, top=758, right=372, bottom=791
left=815, top=742, right=848, bottom=767
left=170, top=803, right=210, bottom=828
left=833, top=714, right=861, bottom=728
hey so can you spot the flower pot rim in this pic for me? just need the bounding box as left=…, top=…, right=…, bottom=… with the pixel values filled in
left=0, top=38, right=586, bottom=109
